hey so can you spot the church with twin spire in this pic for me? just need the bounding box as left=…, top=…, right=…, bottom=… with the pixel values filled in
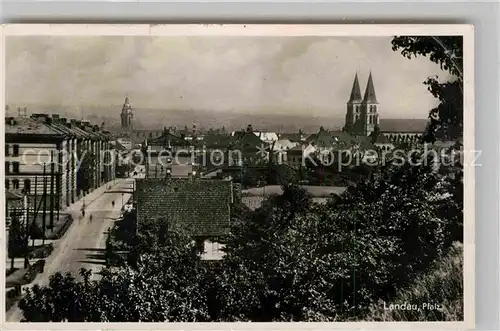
left=344, top=71, right=380, bottom=137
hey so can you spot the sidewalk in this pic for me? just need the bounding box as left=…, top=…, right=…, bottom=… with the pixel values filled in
left=68, top=179, right=122, bottom=214
left=5, top=178, right=127, bottom=321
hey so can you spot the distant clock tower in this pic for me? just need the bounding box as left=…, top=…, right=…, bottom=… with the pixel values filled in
left=120, top=95, right=133, bottom=132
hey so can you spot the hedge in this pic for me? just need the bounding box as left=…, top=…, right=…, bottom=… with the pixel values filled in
left=6, top=259, right=46, bottom=288
left=6, top=285, right=22, bottom=311
left=28, top=243, right=54, bottom=259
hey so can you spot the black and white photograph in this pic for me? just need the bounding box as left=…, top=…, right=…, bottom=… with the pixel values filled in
left=2, top=24, right=474, bottom=327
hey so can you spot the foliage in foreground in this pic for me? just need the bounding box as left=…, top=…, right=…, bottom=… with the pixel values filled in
left=367, top=241, right=463, bottom=321
left=19, top=223, right=209, bottom=322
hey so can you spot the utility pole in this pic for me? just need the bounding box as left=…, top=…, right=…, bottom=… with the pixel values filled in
left=42, top=163, right=47, bottom=246
left=50, top=151, right=55, bottom=229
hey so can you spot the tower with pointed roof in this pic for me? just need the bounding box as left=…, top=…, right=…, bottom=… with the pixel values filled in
left=361, top=71, right=379, bottom=136
left=345, top=73, right=363, bottom=133
left=120, top=95, right=133, bottom=132
left=344, top=72, right=379, bottom=136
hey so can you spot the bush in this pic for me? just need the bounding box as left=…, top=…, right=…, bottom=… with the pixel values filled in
left=28, top=243, right=54, bottom=259
left=7, top=260, right=46, bottom=288
left=23, top=260, right=45, bottom=283
left=6, top=285, right=23, bottom=311
left=367, top=242, right=463, bottom=321
left=30, top=215, right=73, bottom=240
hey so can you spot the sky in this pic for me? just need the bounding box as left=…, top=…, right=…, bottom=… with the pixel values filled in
left=6, top=36, right=450, bottom=120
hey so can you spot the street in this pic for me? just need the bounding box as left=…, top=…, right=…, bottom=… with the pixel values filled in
left=6, top=178, right=134, bottom=322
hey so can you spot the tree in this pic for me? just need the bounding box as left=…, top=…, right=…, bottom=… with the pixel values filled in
left=215, top=185, right=345, bottom=321
left=8, top=210, right=26, bottom=271
left=20, top=222, right=209, bottom=322
left=77, top=150, right=97, bottom=194
left=391, top=36, right=463, bottom=141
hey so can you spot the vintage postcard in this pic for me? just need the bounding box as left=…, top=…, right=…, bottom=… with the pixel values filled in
left=1, top=24, right=474, bottom=330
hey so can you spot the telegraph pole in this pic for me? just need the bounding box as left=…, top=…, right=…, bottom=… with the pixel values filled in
left=50, top=151, right=55, bottom=229
left=42, top=163, right=47, bottom=246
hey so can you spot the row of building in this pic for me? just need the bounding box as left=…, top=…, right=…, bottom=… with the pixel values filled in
left=5, top=112, right=117, bottom=218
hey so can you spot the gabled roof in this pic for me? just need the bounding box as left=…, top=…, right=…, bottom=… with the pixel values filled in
left=136, top=179, right=233, bottom=237
left=232, top=131, right=264, bottom=149
left=362, top=72, right=378, bottom=104
left=372, top=132, right=390, bottom=144
left=280, top=133, right=305, bottom=142
left=148, top=131, right=192, bottom=147
left=254, top=131, right=279, bottom=142
left=197, top=134, right=233, bottom=148
left=111, top=140, right=127, bottom=151
left=348, top=73, right=363, bottom=103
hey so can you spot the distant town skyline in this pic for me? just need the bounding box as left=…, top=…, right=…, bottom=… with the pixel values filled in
left=6, top=36, right=451, bottom=120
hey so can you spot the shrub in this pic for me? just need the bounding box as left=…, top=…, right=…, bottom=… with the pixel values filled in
left=28, top=243, right=54, bottom=259
left=23, top=260, right=45, bottom=283
left=367, top=242, right=463, bottom=321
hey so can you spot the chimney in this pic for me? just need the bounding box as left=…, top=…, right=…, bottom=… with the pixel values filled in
left=246, top=124, right=253, bottom=133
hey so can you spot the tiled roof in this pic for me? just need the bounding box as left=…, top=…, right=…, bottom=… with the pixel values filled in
left=197, top=134, right=233, bottom=148
left=5, top=117, right=63, bottom=136
left=373, top=133, right=390, bottom=144
left=280, top=133, right=305, bottom=142
left=111, top=141, right=127, bottom=151
left=136, top=179, right=233, bottom=237
left=379, top=119, right=427, bottom=133
left=148, top=131, right=192, bottom=147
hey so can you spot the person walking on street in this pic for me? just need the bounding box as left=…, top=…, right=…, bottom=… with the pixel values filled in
left=89, top=214, right=93, bottom=223
left=112, top=200, right=115, bottom=208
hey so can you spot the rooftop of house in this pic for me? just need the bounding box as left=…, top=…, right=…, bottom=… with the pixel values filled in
left=5, top=114, right=113, bottom=141
left=147, top=129, right=193, bottom=147
left=279, top=133, right=306, bottom=143
left=111, top=140, right=128, bottom=151
left=5, top=116, right=63, bottom=136
left=135, top=178, right=234, bottom=237
left=379, top=118, right=427, bottom=133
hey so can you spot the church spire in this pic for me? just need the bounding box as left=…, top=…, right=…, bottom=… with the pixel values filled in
left=362, top=71, right=378, bottom=104
left=348, top=73, right=362, bottom=103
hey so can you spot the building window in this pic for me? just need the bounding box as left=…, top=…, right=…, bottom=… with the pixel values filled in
left=12, top=144, right=20, bottom=156
left=356, top=105, right=360, bottom=113
left=5, top=144, right=9, bottom=156
left=12, top=179, right=19, bottom=189
left=5, top=161, right=9, bottom=173
left=5, top=179, right=9, bottom=189
left=12, top=162, right=20, bottom=173
left=355, top=115, right=359, bottom=122
left=212, top=241, right=219, bottom=254
left=23, top=179, right=31, bottom=194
